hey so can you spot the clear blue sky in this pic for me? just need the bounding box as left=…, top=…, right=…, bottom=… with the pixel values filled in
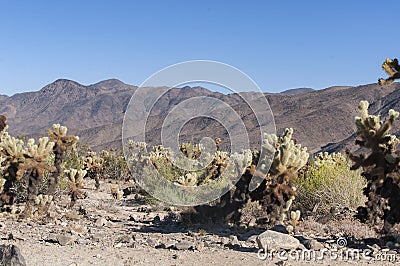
left=0, top=0, right=399, bottom=95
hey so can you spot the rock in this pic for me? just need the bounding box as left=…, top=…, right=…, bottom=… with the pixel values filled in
left=0, top=244, right=27, bottom=266
left=95, top=217, right=108, bottom=227
left=91, top=232, right=106, bottom=242
left=246, top=235, right=258, bottom=243
left=128, top=214, right=137, bottom=222
left=229, top=235, right=240, bottom=246
left=174, top=241, right=194, bottom=250
left=157, top=241, right=176, bottom=249
left=195, top=241, right=205, bottom=251
left=146, top=238, right=157, bottom=247
left=69, top=224, right=88, bottom=235
left=256, top=230, right=301, bottom=251
left=116, top=234, right=133, bottom=244
left=57, top=235, right=73, bottom=246
left=152, top=215, right=161, bottom=224
left=303, top=239, right=324, bottom=250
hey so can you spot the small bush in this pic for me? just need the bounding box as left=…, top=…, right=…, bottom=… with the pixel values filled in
left=295, top=152, right=366, bottom=215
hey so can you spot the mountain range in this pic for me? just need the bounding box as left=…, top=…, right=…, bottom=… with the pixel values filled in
left=1, top=79, right=400, bottom=154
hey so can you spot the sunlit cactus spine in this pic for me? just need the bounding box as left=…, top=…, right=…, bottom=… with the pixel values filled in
left=348, top=100, right=400, bottom=232
left=378, top=58, right=400, bottom=85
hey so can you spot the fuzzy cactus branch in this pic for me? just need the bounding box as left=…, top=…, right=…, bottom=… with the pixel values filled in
left=378, top=58, right=400, bottom=86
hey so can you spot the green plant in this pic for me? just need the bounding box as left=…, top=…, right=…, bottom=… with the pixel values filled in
left=348, top=100, right=400, bottom=232
left=100, top=149, right=131, bottom=181
left=295, top=152, right=366, bottom=215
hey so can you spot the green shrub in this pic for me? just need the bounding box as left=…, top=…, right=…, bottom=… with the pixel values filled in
left=295, top=152, right=366, bottom=215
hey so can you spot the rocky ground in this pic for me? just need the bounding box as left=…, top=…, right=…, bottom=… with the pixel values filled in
left=0, top=179, right=399, bottom=266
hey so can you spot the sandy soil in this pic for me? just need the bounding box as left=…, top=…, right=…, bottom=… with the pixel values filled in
left=0, top=179, right=398, bottom=266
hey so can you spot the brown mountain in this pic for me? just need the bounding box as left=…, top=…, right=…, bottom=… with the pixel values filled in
left=1, top=79, right=400, bottom=153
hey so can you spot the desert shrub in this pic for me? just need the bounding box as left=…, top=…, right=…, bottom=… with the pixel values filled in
left=100, top=149, right=131, bottom=181
left=295, top=152, right=366, bottom=215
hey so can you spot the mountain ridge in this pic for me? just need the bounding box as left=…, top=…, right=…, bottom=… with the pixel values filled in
left=1, top=79, right=399, bottom=153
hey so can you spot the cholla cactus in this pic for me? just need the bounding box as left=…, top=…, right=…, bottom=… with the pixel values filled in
left=289, top=210, right=301, bottom=227
left=20, top=137, right=56, bottom=218
left=250, top=128, right=309, bottom=225
left=180, top=142, right=203, bottom=160
left=47, top=124, right=79, bottom=195
left=33, top=194, right=54, bottom=216
left=378, top=58, right=400, bottom=85
left=66, top=169, right=87, bottom=207
left=81, top=151, right=104, bottom=189
left=313, top=152, right=347, bottom=167
left=0, top=134, right=27, bottom=205
left=176, top=172, right=198, bottom=186
left=348, top=101, right=400, bottom=232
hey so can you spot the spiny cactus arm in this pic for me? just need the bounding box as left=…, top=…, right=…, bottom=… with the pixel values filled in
left=379, top=58, right=400, bottom=86
left=48, top=124, right=79, bottom=147
left=26, top=137, right=55, bottom=161
left=376, top=109, right=400, bottom=139
left=0, top=133, right=25, bottom=160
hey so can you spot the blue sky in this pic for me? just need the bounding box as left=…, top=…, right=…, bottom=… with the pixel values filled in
left=0, top=1, right=399, bottom=95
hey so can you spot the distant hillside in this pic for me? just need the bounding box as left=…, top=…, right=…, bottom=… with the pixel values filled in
left=1, top=79, right=399, bottom=153
left=280, top=88, right=315, bottom=95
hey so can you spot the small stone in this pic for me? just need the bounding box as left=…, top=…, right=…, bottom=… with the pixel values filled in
left=70, top=224, right=88, bottom=235
left=56, top=235, right=73, bottom=246
left=195, top=241, right=205, bottom=251
left=116, top=234, right=133, bottom=244
left=128, top=215, right=137, bottom=222
left=175, top=241, right=194, bottom=250
left=115, top=242, right=123, bottom=248
left=46, top=233, right=58, bottom=242
left=303, top=239, right=324, bottom=250
left=229, top=235, right=240, bottom=246
left=172, top=254, right=179, bottom=259
left=157, top=241, right=176, bottom=249
left=257, top=230, right=301, bottom=251
left=146, top=238, right=157, bottom=247
left=95, top=217, right=108, bottom=227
